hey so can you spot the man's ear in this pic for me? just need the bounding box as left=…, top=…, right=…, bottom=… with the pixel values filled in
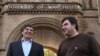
left=72, top=24, right=76, bottom=28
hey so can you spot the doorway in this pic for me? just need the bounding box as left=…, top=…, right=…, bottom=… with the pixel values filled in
left=44, top=46, right=57, bottom=56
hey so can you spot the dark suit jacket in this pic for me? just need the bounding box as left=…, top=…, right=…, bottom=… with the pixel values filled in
left=7, top=40, right=44, bottom=56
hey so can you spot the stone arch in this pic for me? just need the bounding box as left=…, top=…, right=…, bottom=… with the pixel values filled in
left=6, top=17, right=65, bottom=49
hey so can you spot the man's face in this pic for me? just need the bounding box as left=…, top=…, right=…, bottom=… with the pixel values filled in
left=62, top=20, right=75, bottom=36
left=22, top=27, right=33, bottom=39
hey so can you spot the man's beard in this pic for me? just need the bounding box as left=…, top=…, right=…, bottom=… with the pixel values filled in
left=64, top=30, right=72, bottom=37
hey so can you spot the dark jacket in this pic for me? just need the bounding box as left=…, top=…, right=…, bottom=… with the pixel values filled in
left=7, top=40, right=44, bottom=56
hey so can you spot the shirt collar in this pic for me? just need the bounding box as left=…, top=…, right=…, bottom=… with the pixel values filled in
left=21, top=38, right=32, bottom=43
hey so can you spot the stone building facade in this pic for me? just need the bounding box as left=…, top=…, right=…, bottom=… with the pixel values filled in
left=0, top=0, right=100, bottom=56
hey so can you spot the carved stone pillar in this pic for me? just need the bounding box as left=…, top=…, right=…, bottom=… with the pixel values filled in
left=76, top=14, right=88, bottom=32
left=97, top=0, right=100, bottom=23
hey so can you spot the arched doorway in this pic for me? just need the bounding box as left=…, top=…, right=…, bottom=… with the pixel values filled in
left=6, top=17, right=65, bottom=56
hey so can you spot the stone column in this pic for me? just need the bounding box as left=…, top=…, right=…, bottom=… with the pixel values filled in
left=92, top=0, right=97, bottom=9
left=97, top=0, right=100, bottom=23
left=0, top=18, right=3, bottom=53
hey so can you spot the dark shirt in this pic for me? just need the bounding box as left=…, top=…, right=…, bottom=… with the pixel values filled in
left=57, top=33, right=100, bottom=56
